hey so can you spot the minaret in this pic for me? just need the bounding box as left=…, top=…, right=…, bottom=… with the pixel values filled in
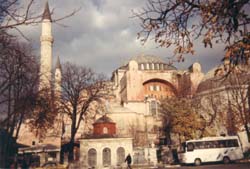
left=39, top=1, right=53, bottom=91
left=54, top=56, right=62, bottom=99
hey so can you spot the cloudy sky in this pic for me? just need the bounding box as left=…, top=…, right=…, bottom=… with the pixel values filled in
left=19, top=0, right=225, bottom=77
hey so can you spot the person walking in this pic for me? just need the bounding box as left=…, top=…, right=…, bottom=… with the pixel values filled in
left=125, top=153, right=132, bottom=169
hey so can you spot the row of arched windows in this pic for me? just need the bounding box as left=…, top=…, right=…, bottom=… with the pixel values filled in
left=88, top=147, right=125, bottom=167
left=139, top=63, right=170, bottom=70
left=149, top=85, right=161, bottom=91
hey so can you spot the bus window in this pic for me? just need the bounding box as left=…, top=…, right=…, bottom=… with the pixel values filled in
left=204, top=141, right=210, bottom=148
left=211, top=141, right=218, bottom=148
left=194, top=142, right=203, bottom=149
left=218, top=140, right=226, bottom=148
left=213, top=141, right=219, bottom=148
left=227, top=139, right=239, bottom=147
left=233, top=139, right=239, bottom=147
left=187, top=143, right=194, bottom=152
left=206, top=141, right=215, bottom=148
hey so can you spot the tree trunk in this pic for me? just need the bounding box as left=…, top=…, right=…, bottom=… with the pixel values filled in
left=247, top=84, right=250, bottom=142
left=15, top=112, right=24, bottom=139
left=178, top=133, right=181, bottom=145
left=68, top=114, right=76, bottom=162
left=68, top=104, right=78, bottom=162
left=245, top=124, right=250, bottom=142
left=0, top=131, right=17, bottom=168
left=165, top=127, right=172, bottom=145
left=68, top=139, right=74, bottom=162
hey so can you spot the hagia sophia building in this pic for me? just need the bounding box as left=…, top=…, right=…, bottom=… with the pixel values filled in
left=17, top=1, right=250, bottom=168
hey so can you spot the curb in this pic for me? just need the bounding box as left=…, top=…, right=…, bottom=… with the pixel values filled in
left=239, top=159, right=250, bottom=163
left=164, top=164, right=181, bottom=168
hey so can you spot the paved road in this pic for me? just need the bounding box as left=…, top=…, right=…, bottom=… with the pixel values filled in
left=159, top=162, right=250, bottom=169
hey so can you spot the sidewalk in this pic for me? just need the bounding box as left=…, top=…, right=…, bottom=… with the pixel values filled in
left=130, top=160, right=250, bottom=168
left=239, top=158, right=250, bottom=163
left=131, top=164, right=181, bottom=169
left=131, top=165, right=158, bottom=168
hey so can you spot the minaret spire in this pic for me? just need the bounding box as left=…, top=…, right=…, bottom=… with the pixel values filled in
left=43, top=0, right=52, bottom=21
left=55, top=56, right=62, bottom=70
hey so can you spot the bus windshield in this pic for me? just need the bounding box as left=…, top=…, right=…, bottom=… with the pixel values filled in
left=179, top=142, right=186, bottom=153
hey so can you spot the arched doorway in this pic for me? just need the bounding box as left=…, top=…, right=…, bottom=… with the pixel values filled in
left=103, top=148, right=111, bottom=166
left=117, top=147, right=125, bottom=166
left=88, top=148, right=97, bottom=167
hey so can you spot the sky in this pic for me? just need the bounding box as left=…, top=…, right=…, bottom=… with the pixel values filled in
left=18, top=0, right=225, bottom=77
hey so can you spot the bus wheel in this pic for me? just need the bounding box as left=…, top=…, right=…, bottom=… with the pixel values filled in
left=194, top=158, right=201, bottom=166
left=223, top=156, right=230, bottom=164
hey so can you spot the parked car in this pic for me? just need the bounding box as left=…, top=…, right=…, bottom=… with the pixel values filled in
left=35, top=162, right=68, bottom=169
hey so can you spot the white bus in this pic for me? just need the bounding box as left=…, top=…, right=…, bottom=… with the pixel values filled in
left=178, top=136, right=244, bottom=166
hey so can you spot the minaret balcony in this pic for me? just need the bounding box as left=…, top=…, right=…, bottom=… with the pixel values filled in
left=40, top=36, right=53, bottom=43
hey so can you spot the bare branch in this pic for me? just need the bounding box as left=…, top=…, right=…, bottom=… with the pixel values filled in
left=134, top=0, right=250, bottom=65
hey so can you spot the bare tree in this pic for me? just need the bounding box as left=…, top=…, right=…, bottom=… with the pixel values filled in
left=128, top=121, right=147, bottom=147
left=225, top=70, right=250, bottom=142
left=27, top=86, right=59, bottom=139
left=134, top=0, right=250, bottom=64
left=0, top=1, right=79, bottom=166
left=0, top=31, right=61, bottom=139
left=0, top=34, right=40, bottom=138
left=0, top=0, right=79, bottom=38
left=194, top=87, right=228, bottom=138
left=60, top=63, right=107, bottom=162
left=0, top=33, right=54, bottom=168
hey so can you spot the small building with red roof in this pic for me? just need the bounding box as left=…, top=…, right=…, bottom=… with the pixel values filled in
left=80, top=115, right=133, bottom=168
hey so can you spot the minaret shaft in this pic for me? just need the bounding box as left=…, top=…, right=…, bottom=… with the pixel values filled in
left=39, top=17, right=53, bottom=91
left=55, top=68, right=62, bottom=98
left=55, top=56, right=62, bottom=99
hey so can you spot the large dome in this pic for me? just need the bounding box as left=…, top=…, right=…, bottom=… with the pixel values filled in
left=120, top=54, right=176, bottom=70
left=130, top=54, right=166, bottom=64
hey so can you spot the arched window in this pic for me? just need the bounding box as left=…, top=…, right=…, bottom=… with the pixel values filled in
left=141, top=64, right=144, bottom=70
left=149, top=100, right=157, bottom=115
left=117, top=147, right=125, bottom=166
left=151, top=63, right=154, bottom=69
left=103, top=127, right=108, bottom=134
left=103, top=148, right=111, bottom=166
left=155, top=63, right=160, bottom=70
left=149, top=63, right=153, bottom=69
left=88, top=148, right=97, bottom=167
left=160, top=64, right=164, bottom=70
